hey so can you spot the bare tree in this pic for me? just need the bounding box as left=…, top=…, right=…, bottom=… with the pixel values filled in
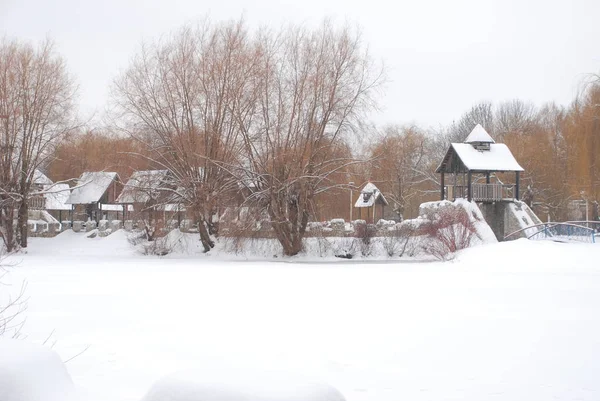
left=0, top=38, right=77, bottom=251
left=235, top=21, right=383, bottom=256
left=495, top=99, right=537, bottom=140
left=446, top=102, right=495, bottom=143
left=112, top=20, right=253, bottom=252
left=367, top=125, right=433, bottom=219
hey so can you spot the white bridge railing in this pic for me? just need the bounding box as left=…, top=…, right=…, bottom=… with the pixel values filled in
left=504, top=222, right=599, bottom=243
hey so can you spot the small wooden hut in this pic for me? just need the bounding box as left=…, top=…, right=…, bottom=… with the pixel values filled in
left=354, top=182, right=388, bottom=224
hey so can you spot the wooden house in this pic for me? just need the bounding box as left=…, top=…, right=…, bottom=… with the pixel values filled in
left=27, top=169, right=53, bottom=210
left=66, top=172, right=122, bottom=223
left=116, top=170, right=179, bottom=223
left=43, top=183, right=72, bottom=222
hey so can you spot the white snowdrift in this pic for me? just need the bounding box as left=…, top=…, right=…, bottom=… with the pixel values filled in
left=141, top=368, right=346, bottom=401
left=6, top=235, right=600, bottom=401
left=0, top=339, right=74, bottom=401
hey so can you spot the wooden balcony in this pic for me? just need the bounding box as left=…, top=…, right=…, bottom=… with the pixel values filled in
left=28, top=195, right=46, bottom=210
left=445, top=184, right=516, bottom=202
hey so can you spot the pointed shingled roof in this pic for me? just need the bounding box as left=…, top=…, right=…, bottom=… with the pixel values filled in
left=354, top=182, right=388, bottom=208
left=464, top=124, right=495, bottom=144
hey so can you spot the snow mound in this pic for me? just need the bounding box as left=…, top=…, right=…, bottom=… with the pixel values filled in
left=141, top=368, right=346, bottom=401
left=454, top=198, right=498, bottom=244
left=0, top=339, right=74, bottom=401
left=507, top=201, right=539, bottom=238
left=419, top=199, right=497, bottom=245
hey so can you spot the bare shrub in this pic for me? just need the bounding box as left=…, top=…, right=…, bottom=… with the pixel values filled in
left=381, top=223, right=418, bottom=257
left=140, top=238, right=172, bottom=256
left=126, top=229, right=173, bottom=256
left=309, top=225, right=332, bottom=258
left=422, top=206, right=479, bottom=260
left=127, top=229, right=147, bottom=247
left=354, top=222, right=377, bottom=257
left=220, top=209, right=276, bottom=256
left=0, top=252, right=27, bottom=337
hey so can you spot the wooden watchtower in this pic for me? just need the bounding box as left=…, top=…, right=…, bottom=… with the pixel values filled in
left=436, top=124, right=524, bottom=202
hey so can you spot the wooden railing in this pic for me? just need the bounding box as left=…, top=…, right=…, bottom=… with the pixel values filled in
left=445, top=184, right=515, bottom=202
left=28, top=195, right=46, bottom=210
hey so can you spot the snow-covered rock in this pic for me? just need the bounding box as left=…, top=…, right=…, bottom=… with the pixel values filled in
left=72, top=221, right=83, bottom=232
left=85, top=221, right=97, bottom=232
left=98, top=220, right=109, bottom=231
left=141, top=368, right=346, bottom=401
left=110, top=220, right=123, bottom=231
left=0, top=339, right=74, bottom=401
left=376, top=219, right=395, bottom=228
left=329, top=219, right=345, bottom=231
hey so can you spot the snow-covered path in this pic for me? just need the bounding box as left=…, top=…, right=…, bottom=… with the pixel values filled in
left=5, top=231, right=600, bottom=401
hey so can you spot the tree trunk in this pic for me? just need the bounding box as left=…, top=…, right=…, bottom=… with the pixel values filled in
left=0, top=204, right=17, bottom=253
left=17, top=200, right=28, bottom=248
left=268, top=196, right=309, bottom=257
left=272, top=222, right=304, bottom=256
left=198, top=217, right=215, bottom=253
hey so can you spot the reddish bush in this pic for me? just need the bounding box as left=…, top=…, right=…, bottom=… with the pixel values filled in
left=423, top=206, right=478, bottom=260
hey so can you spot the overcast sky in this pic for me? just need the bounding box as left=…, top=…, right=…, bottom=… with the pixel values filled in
left=1, top=0, right=599, bottom=129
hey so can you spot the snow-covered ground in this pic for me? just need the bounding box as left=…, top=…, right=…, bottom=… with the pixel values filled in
left=3, top=230, right=600, bottom=401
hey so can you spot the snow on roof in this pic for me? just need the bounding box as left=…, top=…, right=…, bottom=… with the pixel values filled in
left=450, top=143, right=524, bottom=172
left=354, top=182, right=388, bottom=208
left=464, top=124, right=495, bottom=144
left=33, top=169, right=53, bottom=185
left=116, top=170, right=171, bottom=204
left=43, top=183, right=72, bottom=210
left=66, top=172, right=118, bottom=205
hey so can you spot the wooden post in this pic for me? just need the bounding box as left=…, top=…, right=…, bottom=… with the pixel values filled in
left=440, top=172, right=445, bottom=200
left=515, top=171, right=520, bottom=200
left=486, top=172, right=490, bottom=184
left=467, top=171, right=472, bottom=201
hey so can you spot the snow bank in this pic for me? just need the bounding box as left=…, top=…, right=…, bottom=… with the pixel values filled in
left=0, top=339, right=74, bottom=401
left=454, top=198, right=498, bottom=244
left=8, top=236, right=600, bottom=401
left=507, top=201, right=539, bottom=238
left=141, top=368, right=346, bottom=401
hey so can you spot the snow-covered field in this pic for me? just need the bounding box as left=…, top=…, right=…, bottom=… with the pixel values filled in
left=3, top=230, right=600, bottom=401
